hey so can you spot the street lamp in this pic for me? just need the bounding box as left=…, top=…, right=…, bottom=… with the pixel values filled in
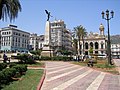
left=101, top=9, right=114, bottom=65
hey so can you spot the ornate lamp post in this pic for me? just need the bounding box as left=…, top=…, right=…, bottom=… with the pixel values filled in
left=101, top=9, right=114, bottom=65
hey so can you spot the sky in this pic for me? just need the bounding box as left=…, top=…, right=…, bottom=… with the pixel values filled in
left=0, top=0, right=120, bottom=35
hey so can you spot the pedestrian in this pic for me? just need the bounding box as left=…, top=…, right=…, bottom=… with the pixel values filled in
left=3, top=53, right=8, bottom=63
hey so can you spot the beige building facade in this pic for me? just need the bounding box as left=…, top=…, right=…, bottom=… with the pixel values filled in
left=78, top=24, right=107, bottom=58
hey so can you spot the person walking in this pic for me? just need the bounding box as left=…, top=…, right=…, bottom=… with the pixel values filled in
left=3, top=53, right=8, bottom=63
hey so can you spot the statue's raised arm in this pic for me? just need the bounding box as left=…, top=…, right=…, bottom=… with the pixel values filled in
left=45, top=10, right=52, bottom=21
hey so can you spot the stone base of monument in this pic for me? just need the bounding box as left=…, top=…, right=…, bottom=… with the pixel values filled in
left=41, top=45, right=53, bottom=57
left=41, top=50, right=53, bottom=57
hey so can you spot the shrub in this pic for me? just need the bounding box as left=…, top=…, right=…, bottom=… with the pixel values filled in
left=40, top=56, right=73, bottom=61
left=33, top=55, right=40, bottom=60
left=13, top=65, right=27, bottom=75
left=17, top=54, right=35, bottom=64
left=0, top=71, right=4, bottom=86
left=0, top=63, right=7, bottom=71
left=1, top=68, right=17, bottom=84
left=9, top=63, right=17, bottom=68
left=0, top=64, right=27, bottom=86
left=40, top=56, right=51, bottom=60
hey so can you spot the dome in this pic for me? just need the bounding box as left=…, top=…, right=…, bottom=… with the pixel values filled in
left=99, top=23, right=104, bottom=31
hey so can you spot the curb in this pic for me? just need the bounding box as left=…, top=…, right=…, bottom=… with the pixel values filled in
left=37, top=69, right=46, bottom=90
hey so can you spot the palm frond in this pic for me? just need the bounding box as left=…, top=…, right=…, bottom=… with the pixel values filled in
left=0, top=0, right=21, bottom=22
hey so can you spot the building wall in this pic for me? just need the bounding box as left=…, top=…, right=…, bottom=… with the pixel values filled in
left=50, top=20, right=72, bottom=55
left=77, top=24, right=107, bottom=57
left=0, top=25, right=30, bottom=52
left=29, top=33, right=44, bottom=50
left=111, top=43, right=120, bottom=58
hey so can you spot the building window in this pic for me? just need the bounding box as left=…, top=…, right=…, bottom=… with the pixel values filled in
left=90, top=42, right=93, bottom=48
left=95, top=42, right=99, bottom=49
left=32, top=40, right=34, bottom=44
left=9, top=31, right=11, bottom=34
left=101, top=51, right=103, bottom=54
left=18, top=43, right=20, bottom=47
left=22, top=44, right=24, bottom=47
left=80, top=44, right=82, bottom=49
left=101, top=44, right=104, bottom=49
left=15, top=43, right=17, bottom=47
left=2, top=32, right=4, bottom=35
left=13, top=37, right=14, bottom=41
left=95, top=51, right=98, bottom=54
left=85, top=42, right=88, bottom=49
left=12, top=42, right=14, bottom=46
left=16, top=38, right=17, bottom=42
left=40, top=43, right=42, bottom=47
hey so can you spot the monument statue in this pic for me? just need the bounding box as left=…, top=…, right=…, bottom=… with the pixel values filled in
left=45, top=10, right=52, bottom=21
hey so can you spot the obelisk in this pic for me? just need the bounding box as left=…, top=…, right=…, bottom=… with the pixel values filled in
left=41, top=21, right=53, bottom=57
left=44, top=21, right=51, bottom=46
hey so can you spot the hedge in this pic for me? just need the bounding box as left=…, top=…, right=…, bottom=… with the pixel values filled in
left=0, top=63, right=7, bottom=71
left=0, top=64, right=27, bottom=86
left=40, top=56, right=73, bottom=61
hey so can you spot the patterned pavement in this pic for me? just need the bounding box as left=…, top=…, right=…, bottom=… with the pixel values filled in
left=41, top=61, right=120, bottom=90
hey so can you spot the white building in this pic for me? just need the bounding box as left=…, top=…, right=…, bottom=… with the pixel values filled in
left=111, top=43, right=120, bottom=58
left=0, top=25, right=30, bottom=52
left=29, top=33, right=44, bottom=50
left=50, top=20, right=72, bottom=55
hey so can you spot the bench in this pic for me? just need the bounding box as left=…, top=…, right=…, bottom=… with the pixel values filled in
left=87, top=60, right=94, bottom=67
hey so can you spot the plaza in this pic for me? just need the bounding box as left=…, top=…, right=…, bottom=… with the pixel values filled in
left=0, top=0, right=120, bottom=90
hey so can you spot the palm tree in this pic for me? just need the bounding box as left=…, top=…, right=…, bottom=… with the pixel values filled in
left=81, top=27, right=87, bottom=60
left=74, top=25, right=87, bottom=60
left=74, top=25, right=82, bottom=56
left=72, top=38, right=78, bottom=55
left=71, top=31, right=78, bottom=55
left=0, top=0, right=22, bottom=22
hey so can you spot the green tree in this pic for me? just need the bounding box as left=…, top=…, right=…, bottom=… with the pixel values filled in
left=80, top=27, right=87, bottom=58
left=72, top=38, right=78, bottom=55
left=0, top=0, right=21, bottom=21
left=89, top=46, right=93, bottom=55
left=74, top=25, right=87, bottom=58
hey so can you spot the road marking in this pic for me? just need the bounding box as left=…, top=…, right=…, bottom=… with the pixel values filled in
left=86, top=72, right=105, bottom=90
left=47, top=65, right=78, bottom=75
left=47, top=67, right=84, bottom=82
left=51, top=69, right=93, bottom=90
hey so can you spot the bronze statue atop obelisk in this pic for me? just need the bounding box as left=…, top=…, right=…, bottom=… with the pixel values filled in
left=45, top=10, right=52, bottom=21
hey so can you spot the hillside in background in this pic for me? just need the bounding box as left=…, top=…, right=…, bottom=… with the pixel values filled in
left=111, top=35, right=120, bottom=44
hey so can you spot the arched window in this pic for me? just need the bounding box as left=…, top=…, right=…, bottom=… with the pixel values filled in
left=101, top=44, right=104, bottom=49
left=90, top=42, right=93, bottom=48
left=95, top=42, right=99, bottom=49
left=85, top=42, right=88, bottom=49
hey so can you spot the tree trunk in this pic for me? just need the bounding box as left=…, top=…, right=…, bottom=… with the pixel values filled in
left=82, top=36, right=85, bottom=61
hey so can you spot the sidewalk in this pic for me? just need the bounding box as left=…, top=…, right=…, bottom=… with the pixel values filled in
left=41, top=61, right=120, bottom=90
left=113, top=59, right=120, bottom=74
